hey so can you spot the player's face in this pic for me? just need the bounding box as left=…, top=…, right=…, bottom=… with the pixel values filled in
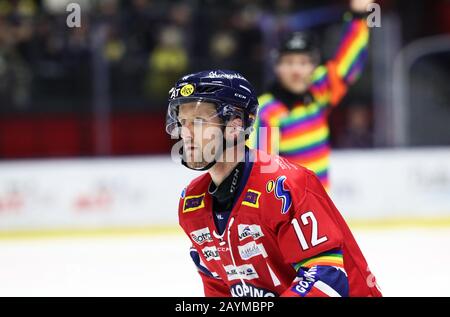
left=178, top=102, right=223, bottom=170
left=276, top=53, right=316, bottom=94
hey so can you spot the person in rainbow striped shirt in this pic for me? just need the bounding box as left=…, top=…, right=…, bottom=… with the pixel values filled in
left=249, top=0, right=374, bottom=190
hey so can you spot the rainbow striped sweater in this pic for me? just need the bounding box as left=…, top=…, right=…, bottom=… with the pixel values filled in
left=249, top=16, right=369, bottom=189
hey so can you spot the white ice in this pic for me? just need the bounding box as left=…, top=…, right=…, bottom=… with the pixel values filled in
left=0, top=227, right=449, bottom=297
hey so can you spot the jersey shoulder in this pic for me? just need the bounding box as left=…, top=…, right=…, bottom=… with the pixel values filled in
left=186, top=172, right=211, bottom=192
left=252, top=150, right=312, bottom=191
left=250, top=151, right=321, bottom=222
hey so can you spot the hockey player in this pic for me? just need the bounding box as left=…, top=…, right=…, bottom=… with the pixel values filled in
left=166, top=70, right=381, bottom=297
left=249, top=0, right=375, bottom=190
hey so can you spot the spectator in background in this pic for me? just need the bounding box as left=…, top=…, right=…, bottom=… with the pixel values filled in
left=97, top=0, right=124, bottom=65
left=145, top=25, right=188, bottom=102
left=66, top=20, right=91, bottom=67
left=229, top=3, right=264, bottom=91
left=209, top=30, right=238, bottom=69
left=249, top=0, right=374, bottom=190
left=126, top=0, right=160, bottom=51
left=0, top=2, right=33, bottom=110
left=169, top=2, right=194, bottom=53
left=142, top=2, right=193, bottom=102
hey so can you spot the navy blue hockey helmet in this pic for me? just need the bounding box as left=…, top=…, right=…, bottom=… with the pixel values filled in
left=165, top=70, right=259, bottom=138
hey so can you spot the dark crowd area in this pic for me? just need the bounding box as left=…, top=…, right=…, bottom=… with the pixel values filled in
left=0, top=0, right=449, bottom=157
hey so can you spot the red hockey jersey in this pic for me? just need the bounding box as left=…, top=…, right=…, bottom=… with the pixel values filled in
left=178, top=150, right=381, bottom=297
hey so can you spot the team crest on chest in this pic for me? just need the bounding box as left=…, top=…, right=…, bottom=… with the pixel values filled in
left=266, top=176, right=292, bottom=214
left=183, top=193, right=206, bottom=213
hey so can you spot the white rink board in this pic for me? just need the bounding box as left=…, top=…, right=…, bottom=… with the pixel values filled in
left=329, top=148, right=450, bottom=219
left=0, top=148, right=450, bottom=232
left=0, top=156, right=198, bottom=231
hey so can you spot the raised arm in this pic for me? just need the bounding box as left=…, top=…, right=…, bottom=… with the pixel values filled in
left=311, top=0, right=373, bottom=106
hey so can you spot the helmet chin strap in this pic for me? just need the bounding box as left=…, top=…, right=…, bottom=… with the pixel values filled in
left=181, top=157, right=217, bottom=171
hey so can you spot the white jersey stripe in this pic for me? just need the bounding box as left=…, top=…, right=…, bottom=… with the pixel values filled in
left=314, top=281, right=342, bottom=297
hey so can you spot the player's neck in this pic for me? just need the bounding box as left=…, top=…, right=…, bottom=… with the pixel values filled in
left=209, top=146, right=246, bottom=186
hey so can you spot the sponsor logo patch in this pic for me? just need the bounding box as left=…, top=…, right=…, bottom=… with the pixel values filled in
left=223, top=264, right=259, bottom=281
left=183, top=193, right=205, bottom=213
left=190, top=227, right=212, bottom=245
left=201, top=246, right=220, bottom=261
left=291, top=266, right=318, bottom=296
left=230, top=283, right=276, bottom=297
left=237, top=224, right=264, bottom=241
left=180, top=83, right=195, bottom=96
left=207, top=71, right=245, bottom=80
left=242, top=189, right=261, bottom=208
left=238, top=241, right=267, bottom=260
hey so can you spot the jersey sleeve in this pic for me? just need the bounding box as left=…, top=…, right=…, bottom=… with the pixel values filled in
left=310, top=14, right=369, bottom=107
left=270, top=171, right=348, bottom=297
left=189, top=246, right=231, bottom=297
left=280, top=248, right=349, bottom=297
left=275, top=171, right=344, bottom=265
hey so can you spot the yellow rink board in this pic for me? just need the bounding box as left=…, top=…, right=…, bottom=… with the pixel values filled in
left=1, top=216, right=450, bottom=241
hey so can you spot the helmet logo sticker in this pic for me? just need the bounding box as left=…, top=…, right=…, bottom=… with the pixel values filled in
left=180, top=84, right=195, bottom=97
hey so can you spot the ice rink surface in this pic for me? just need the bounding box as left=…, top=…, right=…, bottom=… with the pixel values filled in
left=1, top=227, right=449, bottom=297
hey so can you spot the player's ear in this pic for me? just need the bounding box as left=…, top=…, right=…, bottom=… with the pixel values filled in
left=226, top=117, right=244, bottom=138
